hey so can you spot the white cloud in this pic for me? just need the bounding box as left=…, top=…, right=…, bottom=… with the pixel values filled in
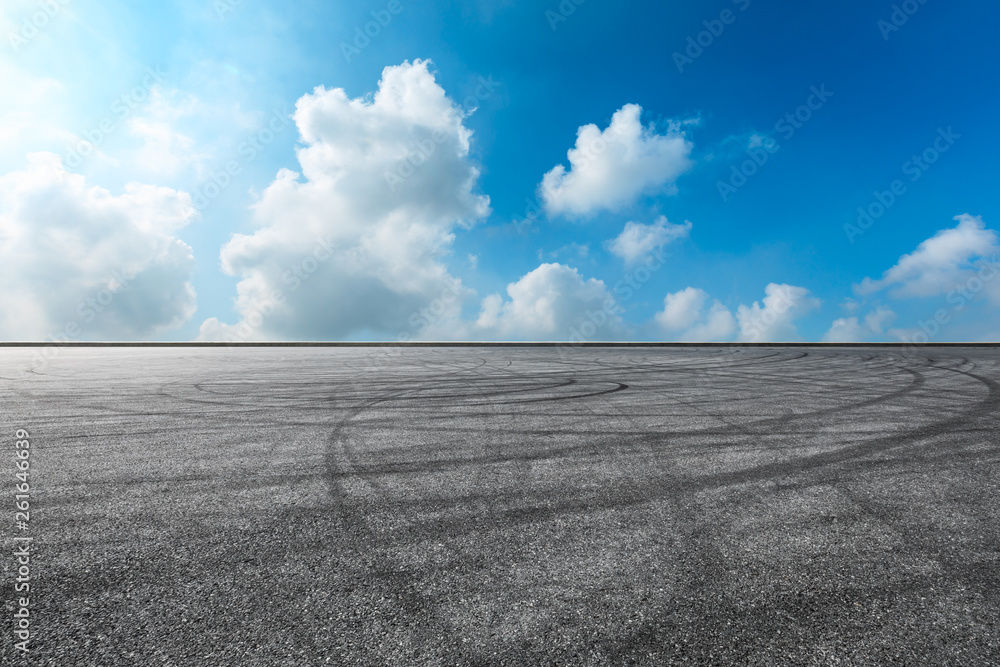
left=606, top=215, right=690, bottom=264
left=543, top=241, right=590, bottom=262
left=197, top=317, right=265, bottom=343
left=687, top=304, right=739, bottom=342
left=736, top=283, right=820, bottom=342
left=822, top=317, right=866, bottom=343
left=655, top=287, right=736, bottom=342
left=539, top=104, right=694, bottom=217
left=857, top=214, right=1000, bottom=298
left=864, top=304, right=896, bottom=333
left=840, top=297, right=861, bottom=314
left=747, top=133, right=772, bottom=150
left=822, top=303, right=896, bottom=342
left=654, top=283, right=818, bottom=342
left=0, top=153, right=197, bottom=340
left=475, top=263, right=622, bottom=340
left=204, top=60, right=490, bottom=341
left=656, top=287, right=708, bottom=331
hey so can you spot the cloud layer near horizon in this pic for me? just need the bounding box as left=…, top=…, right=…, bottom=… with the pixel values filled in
left=474, top=263, right=623, bottom=341
left=655, top=283, right=820, bottom=342
left=0, top=152, right=196, bottom=341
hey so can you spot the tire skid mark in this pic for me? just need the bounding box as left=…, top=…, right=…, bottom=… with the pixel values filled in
left=337, top=349, right=1000, bottom=546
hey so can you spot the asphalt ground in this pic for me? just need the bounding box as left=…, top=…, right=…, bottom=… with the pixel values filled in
left=1, top=346, right=999, bottom=666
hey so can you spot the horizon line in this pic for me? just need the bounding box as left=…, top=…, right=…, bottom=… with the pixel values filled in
left=0, top=342, right=998, bottom=348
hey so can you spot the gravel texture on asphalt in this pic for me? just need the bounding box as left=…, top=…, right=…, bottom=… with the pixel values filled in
left=1, top=346, right=999, bottom=666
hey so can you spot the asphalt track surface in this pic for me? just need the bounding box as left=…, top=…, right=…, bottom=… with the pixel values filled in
left=2, top=346, right=999, bottom=666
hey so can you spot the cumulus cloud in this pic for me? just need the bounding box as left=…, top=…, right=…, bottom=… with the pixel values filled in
left=606, top=216, right=691, bottom=264
left=474, top=263, right=622, bottom=340
left=856, top=214, right=1000, bottom=299
left=735, top=283, right=821, bottom=342
left=655, top=287, right=736, bottom=342
left=822, top=303, right=897, bottom=342
left=656, top=287, right=708, bottom=332
left=864, top=304, right=896, bottom=333
left=203, top=59, right=490, bottom=341
left=654, top=283, right=818, bottom=342
left=822, top=317, right=866, bottom=343
left=539, top=104, right=694, bottom=217
left=0, top=152, right=197, bottom=340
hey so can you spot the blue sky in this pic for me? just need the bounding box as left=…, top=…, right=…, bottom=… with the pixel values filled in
left=1, top=0, right=998, bottom=342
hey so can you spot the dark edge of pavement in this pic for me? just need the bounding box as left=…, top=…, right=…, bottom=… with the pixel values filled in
left=0, top=342, right=997, bottom=348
